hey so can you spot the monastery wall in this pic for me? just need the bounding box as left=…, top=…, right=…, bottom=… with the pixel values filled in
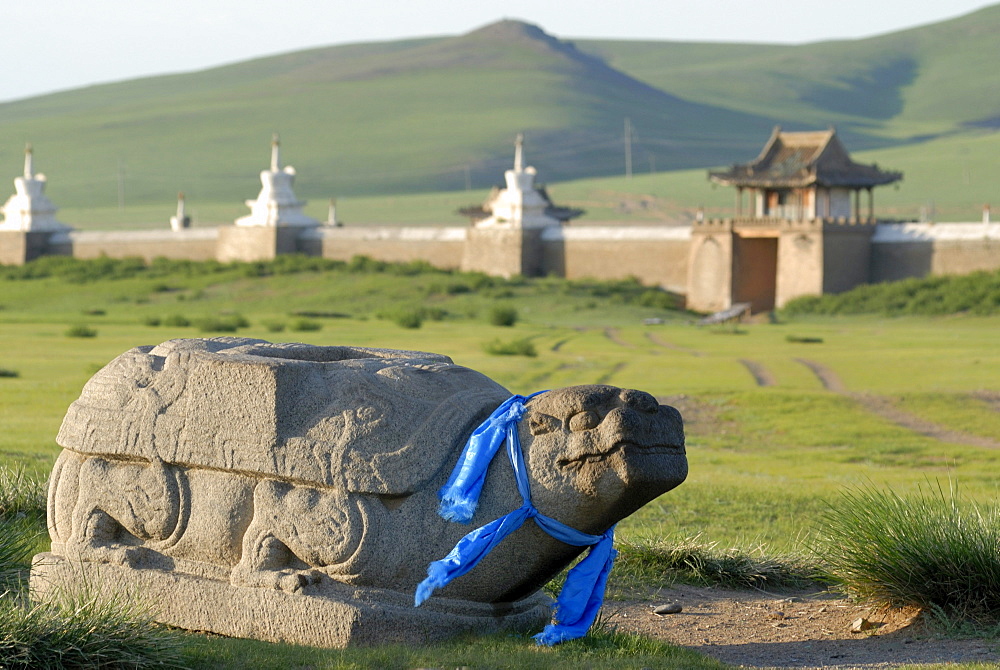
left=301, top=227, right=467, bottom=268
left=7, top=221, right=1000, bottom=312
left=870, top=223, right=1000, bottom=283
left=49, top=229, right=220, bottom=262
left=542, top=226, right=690, bottom=294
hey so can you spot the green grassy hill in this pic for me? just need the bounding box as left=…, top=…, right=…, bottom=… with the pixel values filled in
left=583, top=4, right=1000, bottom=142
left=2, top=8, right=1000, bottom=222
left=0, top=21, right=771, bottom=210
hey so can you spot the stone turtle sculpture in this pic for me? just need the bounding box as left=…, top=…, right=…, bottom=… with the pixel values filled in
left=32, top=337, right=687, bottom=647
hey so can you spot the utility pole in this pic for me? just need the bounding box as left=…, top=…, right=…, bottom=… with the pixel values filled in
left=624, top=118, right=633, bottom=179
left=117, top=159, right=125, bottom=211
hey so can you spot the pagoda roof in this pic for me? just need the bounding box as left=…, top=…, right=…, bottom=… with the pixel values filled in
left=709, top=127, right=902, bottom=189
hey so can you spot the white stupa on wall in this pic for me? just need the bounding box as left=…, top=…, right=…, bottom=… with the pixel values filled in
left=0, top=144, right=70, bottom=232
left=469, top=134, right=579, bottom=229
left=235, top=135, right=320, bottom=228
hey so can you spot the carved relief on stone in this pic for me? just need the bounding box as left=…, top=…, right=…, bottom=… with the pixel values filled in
left=34, top=337, right=687, bottom=647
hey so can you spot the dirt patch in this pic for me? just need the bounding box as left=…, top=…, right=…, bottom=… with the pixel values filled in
left=607, top=585, right=1000, bottom=669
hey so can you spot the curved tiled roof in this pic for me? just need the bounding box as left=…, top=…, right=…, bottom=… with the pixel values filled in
left=709, top=126, right=902, bottom=189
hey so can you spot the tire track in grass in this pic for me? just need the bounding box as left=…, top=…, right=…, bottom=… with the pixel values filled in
left=739, top=359, right=776, bottom=387
left=972, top=390, right=1000, bottom=413
left=604, top=327, right=634, bottom=348
left=793, top=357, right=846, bottom=392
left=645, top=332, right=705, bottom=356
left=596, top=362, right=628, bottom=385
left=551, top=338, right=572, bottom=352
left=795, top=358, right=1000, bottom=449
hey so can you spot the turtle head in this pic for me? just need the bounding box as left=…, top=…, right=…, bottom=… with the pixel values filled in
left=519, top=385, right=686, bottom=533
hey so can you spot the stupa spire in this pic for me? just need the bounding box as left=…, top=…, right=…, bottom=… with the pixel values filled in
left=23, top=143, right=33, bottom=179
left=513, top=133, right=524, bottom=172
left=270, top=133, right=281, bottom=172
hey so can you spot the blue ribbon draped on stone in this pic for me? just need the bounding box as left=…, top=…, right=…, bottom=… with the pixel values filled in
left=415, top=391, right=619, bottom=646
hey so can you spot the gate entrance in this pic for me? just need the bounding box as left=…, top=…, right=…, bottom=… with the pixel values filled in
left=732, top=235, right=778, bottom=312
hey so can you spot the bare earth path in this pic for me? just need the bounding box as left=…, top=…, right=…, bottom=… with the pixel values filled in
left=608, top=585, right=1000, bottom=669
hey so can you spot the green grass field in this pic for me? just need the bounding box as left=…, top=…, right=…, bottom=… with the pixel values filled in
left=3, top=262, right=999, bottom=551
left=3, top=260, right=1000, bottom=667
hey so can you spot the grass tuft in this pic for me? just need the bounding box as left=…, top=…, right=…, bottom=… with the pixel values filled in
left=0, top=468, right=46, bottom=522
left=0, top=590, right=188, bottom=670
left=816, top=482, right=1000, bottom=623
left=614, top=536, right=820, bottom=590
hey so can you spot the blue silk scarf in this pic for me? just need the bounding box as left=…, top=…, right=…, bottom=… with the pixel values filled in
left=414, top=392, right=618, bottom=645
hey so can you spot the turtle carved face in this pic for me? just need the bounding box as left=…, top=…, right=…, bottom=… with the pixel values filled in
left=521, top=385, right=686, bottom=530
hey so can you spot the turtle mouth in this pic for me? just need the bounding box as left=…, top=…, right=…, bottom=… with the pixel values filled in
left=557, top=440, right=685, bottom=468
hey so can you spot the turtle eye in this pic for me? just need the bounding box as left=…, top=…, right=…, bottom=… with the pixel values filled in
left=529, top=413, right=560, bottom=435
left=568, top=410, right=600, bottom=432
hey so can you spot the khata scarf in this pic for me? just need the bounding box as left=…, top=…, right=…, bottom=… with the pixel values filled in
left=414, top=392, right=618, bottom=645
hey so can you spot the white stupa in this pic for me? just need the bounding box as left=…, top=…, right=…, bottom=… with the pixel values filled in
left=235, top=135, right=319, bottom=228
left=170, top=192, right=190, bottom=231
left=0, top=144, right=70, bottom=232
left=473, top=134, right=565, bottom=229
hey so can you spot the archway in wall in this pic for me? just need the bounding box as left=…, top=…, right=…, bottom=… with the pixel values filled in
left=732, top=234, right=777, bottom=312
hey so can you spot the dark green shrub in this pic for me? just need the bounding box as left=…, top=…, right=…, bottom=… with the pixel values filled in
left=162, top=315, right=190, bottom=327
left=143, top=316, right=161, bottom=327
left=194, top=316, right=244, bottom=333
left=347, top=255, right=388, bottom=273
left=222, top=313, right=249, bottom=328
left=0, top=369, right=18, bottom=378
left=81, top=309, right=106, bottom=316
left=785, top=335, right=823, bottom=343
left=262, top=320, right=286, bottom=333
left=65, top=325, right=97, bottom=338
left=637, top=289, right=678, bottom=310
left=483, top=338, right=537, bottom=357
left=393, top=311, right=423, bottom=329
left=291, top=311, right=349, bottom=319
left=423, top=307, right=447, bottom=321
left=488, top=304, right=518, bottom=327
left=289, top=318, right=322, bottom=332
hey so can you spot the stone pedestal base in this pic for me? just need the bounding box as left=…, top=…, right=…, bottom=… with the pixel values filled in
left=30, top=553, right=552, bottom=648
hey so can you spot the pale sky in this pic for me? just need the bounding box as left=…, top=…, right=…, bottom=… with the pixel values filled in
left=0, top=1, right=993, bottom=103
